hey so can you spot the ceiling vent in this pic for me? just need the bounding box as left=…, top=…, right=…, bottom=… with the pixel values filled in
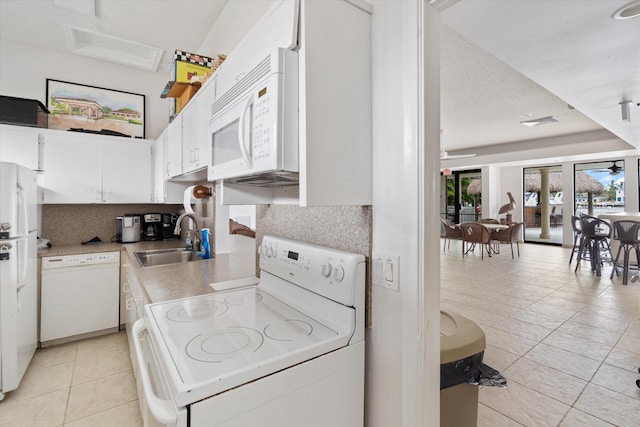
left=520, top=115, right=559, bottom=127
left=64, top=25, right=164, bottom=72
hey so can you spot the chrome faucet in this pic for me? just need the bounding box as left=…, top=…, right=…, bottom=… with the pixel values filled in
left=174, top=213, right=200, bottom=254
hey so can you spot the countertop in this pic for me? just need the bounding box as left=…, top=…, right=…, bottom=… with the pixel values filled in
left=38, top=240, right=258, bottom=304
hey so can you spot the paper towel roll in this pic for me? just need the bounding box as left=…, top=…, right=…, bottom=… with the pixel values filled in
left=183, top=185, right=196, bottom=214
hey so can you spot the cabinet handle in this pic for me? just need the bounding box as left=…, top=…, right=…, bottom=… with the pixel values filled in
left=194, top=147, right=199, bottom=163
left=37, top=134, right=45, bottom=171
left=123, top=281, right=130, bottom=293
left=95, top=190, right=102, bottom=201
left=125, top=296, right=132, bottom=310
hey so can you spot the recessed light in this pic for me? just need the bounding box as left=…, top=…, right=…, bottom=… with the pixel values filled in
left=520, top=116, right=559, bottom=127
left=612, top=1, right=640, bottom=19
left=519, top=113, right=532, bottom=118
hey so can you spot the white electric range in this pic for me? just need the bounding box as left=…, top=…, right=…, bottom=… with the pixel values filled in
left=132, top=235, right=366, bottom=427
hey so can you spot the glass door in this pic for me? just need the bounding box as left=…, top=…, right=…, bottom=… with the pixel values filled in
left=523, top=166, right=563, bottom=245
left=574, top=160, right=625, bottom=216
left=440, top=169, right=481, bottom=225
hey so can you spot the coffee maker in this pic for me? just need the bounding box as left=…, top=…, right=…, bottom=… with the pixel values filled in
left=116, top=214, right=141, bottom=243
left=162, top=213, right=180, bottom=240
left=142, top=213, right=163, bottom=241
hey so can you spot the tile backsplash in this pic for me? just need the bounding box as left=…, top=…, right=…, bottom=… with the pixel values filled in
left=41, top=204, right=183, bottom=246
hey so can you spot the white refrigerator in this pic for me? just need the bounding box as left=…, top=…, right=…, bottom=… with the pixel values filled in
left=0, top=162, right=38, bottom=401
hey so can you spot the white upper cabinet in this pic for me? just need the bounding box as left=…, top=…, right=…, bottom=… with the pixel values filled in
left=166, top=115, right=183, bottom=178
left=181, top=81, right=214, bottom=174
left=153, top=129, right=167, bottom=202
left=152, top=129, right=188, bottom=204
left=0, top=124, right=42, bottom=171
left=40, top=131, right=103, bottom=203
left=40, top=129, right=152, bottom=204
left=102, top=138, right=152, bottom=203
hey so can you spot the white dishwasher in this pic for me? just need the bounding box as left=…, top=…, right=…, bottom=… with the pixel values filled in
left=41, top=252, right=120, bottom=347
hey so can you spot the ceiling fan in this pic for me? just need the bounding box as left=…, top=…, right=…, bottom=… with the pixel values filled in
left=440, top=130, right=476, bottom=160
left=595, top=161, right=623, bottom=176
left=607, top=161, right=622, bottom=175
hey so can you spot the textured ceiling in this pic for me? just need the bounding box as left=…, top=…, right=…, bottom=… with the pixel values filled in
left=441, top=0, right=640, bottom=157
left=440, top=24, right=604, bottom=152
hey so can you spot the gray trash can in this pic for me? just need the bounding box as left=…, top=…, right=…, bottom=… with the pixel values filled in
left=440, top=310, right=486, bottom=427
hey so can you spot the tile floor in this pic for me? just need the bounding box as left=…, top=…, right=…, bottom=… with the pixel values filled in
left=2, top=241, right=638, bottom=427
left=0, top=331, right=141, bottom=427
left=442, top=240, right=640, bottom=427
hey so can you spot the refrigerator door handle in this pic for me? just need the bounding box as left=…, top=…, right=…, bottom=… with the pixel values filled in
left=17, top=239, right=27, bottom=287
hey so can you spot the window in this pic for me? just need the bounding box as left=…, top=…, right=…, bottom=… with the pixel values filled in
left=574, top=160, right=625, bottom=216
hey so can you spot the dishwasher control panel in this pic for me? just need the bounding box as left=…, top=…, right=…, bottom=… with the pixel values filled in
left=42, top=252, right=120, bottom=269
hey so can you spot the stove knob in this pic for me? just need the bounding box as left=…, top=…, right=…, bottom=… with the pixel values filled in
left=332, top=266, right=345, bottom=282
left=267, top=246, right=276, bottom=258
left=321, top=262, right=332, bottom=278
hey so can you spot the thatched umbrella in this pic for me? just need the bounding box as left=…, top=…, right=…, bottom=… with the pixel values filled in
left=467, top=178, right=482, bottom=195
left=524, top=172, right=563, bottom=192
left=524, top=171, right=603, bottom=193
left=524, top=171, right=604, bottom=214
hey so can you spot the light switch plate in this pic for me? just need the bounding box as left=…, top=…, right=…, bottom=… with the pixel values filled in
left=372, top=252, right=400, bottom=291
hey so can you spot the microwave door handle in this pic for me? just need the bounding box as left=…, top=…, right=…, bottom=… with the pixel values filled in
left=238, top=96, right=253, bottom=169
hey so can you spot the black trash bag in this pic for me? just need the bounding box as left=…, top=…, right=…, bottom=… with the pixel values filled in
left=469, top=363, right=507, bottom=388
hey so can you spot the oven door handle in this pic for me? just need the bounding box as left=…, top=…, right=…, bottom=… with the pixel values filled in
left=132, top=319, right=178, bottom=425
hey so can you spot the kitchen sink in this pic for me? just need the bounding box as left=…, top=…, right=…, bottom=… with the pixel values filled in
left=134, top=248, right=200, bottom=267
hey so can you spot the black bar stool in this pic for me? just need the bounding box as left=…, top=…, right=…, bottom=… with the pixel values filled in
left=575, top=215, right=613, bottom=277
left=609, top=220, right=640, bottom=285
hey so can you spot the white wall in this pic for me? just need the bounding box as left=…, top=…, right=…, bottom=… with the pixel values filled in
left=197, top=0, right=272, bottom=56
left=369, top=1, right=440, bottom=425
left=0, top=40, right=170, bottom=139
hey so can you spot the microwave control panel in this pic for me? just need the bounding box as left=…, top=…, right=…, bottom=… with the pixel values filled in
left=252, top=84, right=274, bottom=163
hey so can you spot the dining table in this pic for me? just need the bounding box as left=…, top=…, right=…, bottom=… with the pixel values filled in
left=456, top=222, right=509, bottom=256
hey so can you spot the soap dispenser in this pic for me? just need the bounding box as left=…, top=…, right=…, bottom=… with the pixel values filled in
left=201, top=228, right=211, bottom=259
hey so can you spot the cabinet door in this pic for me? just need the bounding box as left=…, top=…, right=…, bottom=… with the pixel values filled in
left=152, top=130, right=167, bottom=202
left=102, top=139, right=152, bottom=203
left=166, top=115, right=183, bottom=177
left=181, top=82, right=212, bottom=173
left=40, top=133, right=102, bottom=203
left=0, top=124, right=41, bottom=170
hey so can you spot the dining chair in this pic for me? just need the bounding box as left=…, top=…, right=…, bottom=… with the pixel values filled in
left=575, top=215, right=613, bottom=277
left=490, top=222, right=524, bottom=259
left=609, top=220, right=640, bottom=285
left=459, top=222, right=492, bottom=259
left=440, top=218, right=462, bottom=252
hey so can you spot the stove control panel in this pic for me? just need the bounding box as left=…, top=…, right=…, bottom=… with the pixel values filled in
left=259, top=236, right=365, bottom=307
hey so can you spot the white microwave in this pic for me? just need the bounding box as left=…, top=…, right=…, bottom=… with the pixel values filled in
left=208, top=48, right=299, bottom=185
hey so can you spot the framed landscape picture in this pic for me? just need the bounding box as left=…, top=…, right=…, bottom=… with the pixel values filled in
left=46, top=79, right=145, bottom=138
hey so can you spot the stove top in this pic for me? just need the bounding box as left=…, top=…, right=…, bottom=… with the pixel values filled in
left=143, top=236, right=366, bottom=406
